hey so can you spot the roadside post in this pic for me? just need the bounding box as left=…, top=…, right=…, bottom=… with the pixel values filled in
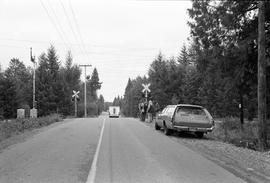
left=72, top=90, right=80, bottom=117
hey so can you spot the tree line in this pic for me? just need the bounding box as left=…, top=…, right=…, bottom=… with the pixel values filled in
left=120, top=0, right=270, bottom=122
left=0, top=45, right=104, bottom=119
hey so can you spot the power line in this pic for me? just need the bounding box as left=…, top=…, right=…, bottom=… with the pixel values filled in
left=39, top=0, right=70, bottom=50
left=46, top=0, right=73, bottom=48
left=68, top=0, right=91, bottom=61
left=59, top=0, right=85, bottom=55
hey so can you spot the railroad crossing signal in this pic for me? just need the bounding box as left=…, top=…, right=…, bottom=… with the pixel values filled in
left=72, top=90, right=80, bottom=117
left=142, top=83, right=151, bottom=98
left=72, top=90, right=80, bottom=99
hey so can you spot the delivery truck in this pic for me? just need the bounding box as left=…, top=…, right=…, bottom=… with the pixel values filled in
left=109, top=106, right=120, bottom=118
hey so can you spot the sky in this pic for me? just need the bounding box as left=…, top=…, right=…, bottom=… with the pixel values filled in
left=0, top=0, right=192, bottom=102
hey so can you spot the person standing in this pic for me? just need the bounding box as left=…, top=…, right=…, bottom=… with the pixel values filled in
left=147, top=99, right=154, bottom=123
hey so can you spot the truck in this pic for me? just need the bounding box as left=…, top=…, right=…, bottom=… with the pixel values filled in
left=109, top=106, right=120, bottom=118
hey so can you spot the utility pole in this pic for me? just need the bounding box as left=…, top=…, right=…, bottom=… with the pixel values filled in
left=30, top=48, right=36, bottom=109
left=30, top=48, right=37, bottom=118
left=79, top=64, right=92, bottom=118
left=258, top=1, right=267, bottom=151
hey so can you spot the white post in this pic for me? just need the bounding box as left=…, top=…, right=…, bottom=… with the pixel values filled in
left=75, top=97, right=77, bottom=117
left=84, top=66, right=87, bottom=117
left=33, top=61, right=35, bottom=108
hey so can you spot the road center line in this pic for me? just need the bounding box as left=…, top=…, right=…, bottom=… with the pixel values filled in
left=86, top=117, right=106, bottom=183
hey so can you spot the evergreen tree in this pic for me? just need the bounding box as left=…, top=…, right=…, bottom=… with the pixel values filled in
left=0, top=76, right=18, bottom=118
left=177, top=44, right=189, bottom=66
left=123, top=78, right=133, bottom=116
left=97, top=94, right=105, bottom=115
left=59, top=51, right=81, bottom=115
left=36, top=46, right=61, bottom=116
left=88, top=67, right=102, bottom=101
left=4, top=58, right=32, bottom=108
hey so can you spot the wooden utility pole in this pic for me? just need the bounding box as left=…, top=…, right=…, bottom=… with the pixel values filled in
left=79, top=64, right=91, bottom=118
left=30, top=48, right=36, bottom=109
left=258, top=1, right=268, bottom=151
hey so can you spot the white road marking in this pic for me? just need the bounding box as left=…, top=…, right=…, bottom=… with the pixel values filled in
left=86, top=117, right=106, bottom=183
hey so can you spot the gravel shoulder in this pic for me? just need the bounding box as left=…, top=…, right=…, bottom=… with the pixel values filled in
left=142, top=119, right=270, bottom=183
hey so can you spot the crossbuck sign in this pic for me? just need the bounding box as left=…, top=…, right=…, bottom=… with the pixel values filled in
left=72, top=90, right=80, bottom=99
left=142, top=83, right=151, bottom=98
left=72, top=90, right=80, bottom=117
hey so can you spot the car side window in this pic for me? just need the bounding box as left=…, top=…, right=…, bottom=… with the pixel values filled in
left=166, top=107, right=175, bottom=117
left=175, top=107, right=183, bottom=121
left=161, top=107, right=167, bottom=114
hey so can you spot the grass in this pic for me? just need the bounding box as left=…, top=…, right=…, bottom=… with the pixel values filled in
left=0, top=114, right=62, bottom=142
left=208, top=117, right=261, bottom=150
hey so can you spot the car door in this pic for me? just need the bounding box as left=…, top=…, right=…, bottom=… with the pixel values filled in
left=164, top=107, right=176, bottom=128
left=156, top=107, right=167, bottom=126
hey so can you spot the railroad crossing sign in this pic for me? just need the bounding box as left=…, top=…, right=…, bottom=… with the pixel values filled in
left=142, top=83, right=151, bottom=98
left=72, top=90, right=80, bottom=99
left=72, top=90, right=80, bottom=117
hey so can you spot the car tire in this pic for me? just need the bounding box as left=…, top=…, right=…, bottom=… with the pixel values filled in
left=163, top=123, right=171, bottom=136
left=155, top=122, right=161, bottom=130
left=196, top=132, right=204, bottom=138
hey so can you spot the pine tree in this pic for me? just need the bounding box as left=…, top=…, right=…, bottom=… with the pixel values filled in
left=36, top=46, right=61, bottom=116
left=89, top=68, right=102, bottom=101
left=177, top=44, right=189, bottom=66
left=4, top=58, right=32, bottom=108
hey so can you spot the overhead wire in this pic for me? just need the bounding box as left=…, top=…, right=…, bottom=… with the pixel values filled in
left=46, top=0, right=73, bottom=50
left=59, top=0, right=85, bottom=55
left=39, top=0, right=70, bottom=50
left=68, top=0, right=91, bottom=61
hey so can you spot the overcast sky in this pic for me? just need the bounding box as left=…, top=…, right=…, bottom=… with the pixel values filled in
left=0, top=0, right=191, bottom=102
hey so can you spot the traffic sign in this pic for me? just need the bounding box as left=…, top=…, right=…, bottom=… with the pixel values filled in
left=72, top=90, right=80, bottom=98
left=72, top=90, right=80, bottom=117
left=142, top=83, right=151, bottom=93
left=142, top=83, right=151, bottom=98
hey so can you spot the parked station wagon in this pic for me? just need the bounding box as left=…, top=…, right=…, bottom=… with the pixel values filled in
left=154, top=104, right=214, bottom=138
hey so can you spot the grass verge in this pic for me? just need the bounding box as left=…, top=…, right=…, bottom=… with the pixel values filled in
left=208, top=117, right=270, bottom=151
left=0, top=114, right=63, bottom=143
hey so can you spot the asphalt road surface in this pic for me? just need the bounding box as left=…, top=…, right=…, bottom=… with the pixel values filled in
left=93, top=117, right=245, bottom=183
left=0, top=118, right=102, bottom=183
left=0, top=117, right=246, bottom=183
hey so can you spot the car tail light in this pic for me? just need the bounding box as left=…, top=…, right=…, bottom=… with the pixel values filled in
left=211, top=119, right=215, bottom=126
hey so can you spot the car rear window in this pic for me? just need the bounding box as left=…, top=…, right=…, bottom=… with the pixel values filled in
left=175, top=107, right=208, bottom=120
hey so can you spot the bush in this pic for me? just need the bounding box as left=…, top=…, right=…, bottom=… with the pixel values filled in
left=77, top=102, right=98, bottom=117
left=0, top=114, right=62, bottom=142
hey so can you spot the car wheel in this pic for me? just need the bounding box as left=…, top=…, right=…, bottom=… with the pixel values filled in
left=196, top=132, right=204, bottom=138
left=163, top=123, right=171, bottom=136
left=155, top=122, right=161, bottom=130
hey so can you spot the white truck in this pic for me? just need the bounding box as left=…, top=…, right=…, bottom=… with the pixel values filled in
left=109, top=106, right=120, bottom=118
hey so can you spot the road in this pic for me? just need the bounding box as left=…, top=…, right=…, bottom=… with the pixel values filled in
left=0, top=118, right=102, bottom=183
left=94, top=117, right=245, bottom=183
left=0, top=117, right=246, bottom=183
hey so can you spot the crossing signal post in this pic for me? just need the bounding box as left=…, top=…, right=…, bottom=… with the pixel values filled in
left=72, top=90, right=80, bottom=117
left=142, top=83, right=151, bottom=101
